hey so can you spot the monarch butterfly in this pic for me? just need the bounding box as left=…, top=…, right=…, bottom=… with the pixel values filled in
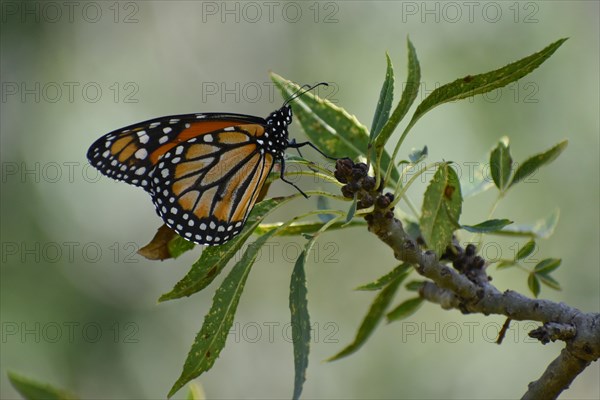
left=87, top=83, right=330, bottom=246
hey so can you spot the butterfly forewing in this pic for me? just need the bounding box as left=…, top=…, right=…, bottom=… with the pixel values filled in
left=149, top=124, right=275, bottom=245
left=86, top=113, right=265, bottom=192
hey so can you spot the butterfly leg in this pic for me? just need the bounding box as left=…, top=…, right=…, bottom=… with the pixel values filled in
left=288, top=139, right=337, bottom=160
left=279, top=158, right=309, bottom=198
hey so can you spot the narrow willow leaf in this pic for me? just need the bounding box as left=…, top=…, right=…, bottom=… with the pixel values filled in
left=420, top=164, right=463, bottom=257
left=408, top=145, right=428, bottom=164
left=405, top=280, right=426, bottom=291
left=490, top=137, right=513, bottom=191
left=509, top=140, right=568, bottom=188
left=271, top=73, right=399, bottom=183
left=185, top=382, right=206, bottom=400
left=460, top=159, right=495, bottom=198
left=169, top=236, right=196, bottom=259
left=159, top=197, right=293, bottom=302
left=346, top=196, right=357, bottom=224
left=355, top=263, right=412, bottom=291
left=516, top=240, right=536, bottom=260
left=495, top=209, right=560, bottom=239
left=528, top=273, right=541, bottom=298
left=272, top=73, right=364, bottom=157
left=168, top=231, right=276, bottom=398
left=7, top=371, right=77, bottom=400
left=408, top=39, right=567, bottom=131
left=496, top=261, right=516, bottom=270
left=374, top=38, right=421, bottom=166
left=316, top=196, right=334, bottom=223
left=327, top=275, right=405, bottom=361
left=255, top=220, right=367, bottom=236
left=290, top=249, right=311, bottom=400
left=461, top=219, right=512, bottom=233
left=538, top=273, right=562, bottom=291
left=370, top=53, right=395, bottom=139
left=534, top=258, right=562, bottom=274
left=387, top=297, right=424, bottom=322
left=290, top=220, right=334, bottom=399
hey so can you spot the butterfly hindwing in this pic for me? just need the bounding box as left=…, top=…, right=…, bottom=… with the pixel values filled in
left=149, top=124, right=275, bottom=245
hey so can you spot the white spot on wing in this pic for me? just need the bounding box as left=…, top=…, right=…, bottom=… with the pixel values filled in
left=135, top=148, right=148, bottom=159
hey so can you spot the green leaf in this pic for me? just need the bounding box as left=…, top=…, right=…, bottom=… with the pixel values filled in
left=271, top=73, right=364, bottom=158
left=290, top=219, right=337, bottom=398
left=374, top=38, right=421, bottom=172
left=528, top=273, right=541, bottom=297
left=316, top=196, right=334, bottom=223
left=516, top=240, right=536, bottom=260
left=490, top=137, right=513, bottom=191
left=168, top=230, right=276, bottom=398
left=495, top=209, right=560, bottom=239
left=271, top=73, right=399, bottom=183
left=420, top=164, right=463, bottom=257
left=509, top=140, right=568, bottom=188
left=168, top=236, right=196, bottom=259
left=327, top=274, right=406, bottom=361
left=7, top=371, right=77, bottom=400
left=461, top=219, right=512, bottom=233
left=290, top=249, right=311, bottom=400
left=255, top=220, right=366, bottom=236
left=538, top=273, right=562, bottom=291
left=346, top=196, right=357, bottom=223
left=387, top=297, right=424, bottom=322
left=496, top=261, right=516, bottom=270
left=355, top=263, right=412, bottom=291
left=159, top=197, right=294, bottom=302
left=185, top=382, right=205, bottom=400
left=408, top=39, right=567, bottom=130
left=370, top=53, right=395, bottom=139
left=405, top=280, right=426, bottom=291
left=460, top=159, right=495, bottom=198
left=534, top=258, right=562, bottom=274
left=408, top=145, right=428, bottom=164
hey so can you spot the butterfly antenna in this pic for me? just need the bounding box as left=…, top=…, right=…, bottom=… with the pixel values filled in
left=283, top=82, right=329, bottom=106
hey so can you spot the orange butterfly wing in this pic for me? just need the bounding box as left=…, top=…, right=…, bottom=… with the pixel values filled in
left=149, top=124, right=274, bottom=244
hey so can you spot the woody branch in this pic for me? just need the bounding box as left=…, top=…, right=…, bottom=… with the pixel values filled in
left=334, top=158, right=600, bottom=400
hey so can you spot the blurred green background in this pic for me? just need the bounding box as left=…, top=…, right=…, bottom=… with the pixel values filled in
left=1, top=1, right=598, bottom=398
